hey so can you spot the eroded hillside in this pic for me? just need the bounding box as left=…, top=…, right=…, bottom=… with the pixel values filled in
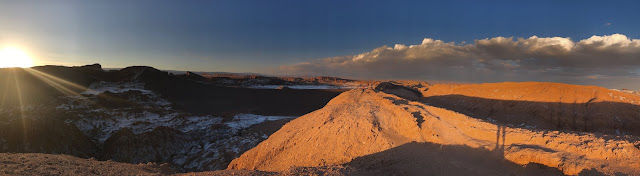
left=0, top=64, right=348, bottom=172
left=229, top=82, right=640, bottom=175
left=421, top=82, right=640, bottom=135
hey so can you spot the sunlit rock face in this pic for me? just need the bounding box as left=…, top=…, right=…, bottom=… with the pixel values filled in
left=229, top=82, right=640, bottom=175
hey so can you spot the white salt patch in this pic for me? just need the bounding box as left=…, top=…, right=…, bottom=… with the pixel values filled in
left=82, top=81, right=153, bottom=95
left=72, top=111, right=223, bottom=143
left=247, top=85, right=355, bottom=89
left=225, top=114, right=296, bottom=130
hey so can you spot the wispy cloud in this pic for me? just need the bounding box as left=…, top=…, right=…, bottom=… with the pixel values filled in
left=280, top=34, right=640, bottom=88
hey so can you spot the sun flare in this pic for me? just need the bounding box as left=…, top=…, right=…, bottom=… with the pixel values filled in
left=0, top=47, right=34, bottom=68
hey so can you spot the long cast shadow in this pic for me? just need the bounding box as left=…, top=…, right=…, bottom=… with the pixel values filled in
left=343, top=141, right=565, bottom=176
left=422, top=94, right=640, bottom=137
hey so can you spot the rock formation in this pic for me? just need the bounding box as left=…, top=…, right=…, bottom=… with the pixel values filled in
left=0, top=64, right=348, bottom=172
left=422, top=82, right=640, bottom=135
left=229, top=83, right=640, bottom=175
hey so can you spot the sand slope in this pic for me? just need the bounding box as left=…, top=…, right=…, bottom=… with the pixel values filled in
left=229, top=83, right=640, bottom=175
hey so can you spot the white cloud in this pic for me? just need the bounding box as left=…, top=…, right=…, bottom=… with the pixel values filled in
left=521, top=36, right=574, bottom=52
left=280, top=34, right=640, bottom=88
left=578, top=34, right=640, bottom=49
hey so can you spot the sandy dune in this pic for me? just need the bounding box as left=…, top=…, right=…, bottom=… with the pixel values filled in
left=229, top=82, right=640, bottom=175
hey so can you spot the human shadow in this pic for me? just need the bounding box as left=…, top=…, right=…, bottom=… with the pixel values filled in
left=495, top=124, right=506, bottom=157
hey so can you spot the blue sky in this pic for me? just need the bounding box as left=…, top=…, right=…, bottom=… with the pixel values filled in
left=1, top=0, right=636, bottom=71
left=2, top=0, right=640, bottom=88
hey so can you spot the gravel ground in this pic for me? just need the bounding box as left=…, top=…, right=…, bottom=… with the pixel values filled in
left=0, top=153, right=173, bottom=176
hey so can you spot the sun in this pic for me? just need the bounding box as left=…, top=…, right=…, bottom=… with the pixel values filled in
left=0, top=47, right=34, bottom=68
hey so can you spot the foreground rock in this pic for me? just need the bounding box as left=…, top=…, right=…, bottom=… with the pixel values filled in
left=229, top=83, right=640, bottom=175
left=0, top=153, right=172, bottom=175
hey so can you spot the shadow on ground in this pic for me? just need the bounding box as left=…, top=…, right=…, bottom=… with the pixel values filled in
left=421, top=94, right=640, bottom=137
left=342, top=141, right=564, bottom=176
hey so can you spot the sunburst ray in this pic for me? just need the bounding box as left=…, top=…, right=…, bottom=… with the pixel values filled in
left=23, top=68, right=88, bottom=96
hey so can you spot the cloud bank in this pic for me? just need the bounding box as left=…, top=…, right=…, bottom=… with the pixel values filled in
left=280, top=34, right=640, bottom=88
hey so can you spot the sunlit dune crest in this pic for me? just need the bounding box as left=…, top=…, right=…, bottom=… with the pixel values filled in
left=0, top=47, right=34, bottom=68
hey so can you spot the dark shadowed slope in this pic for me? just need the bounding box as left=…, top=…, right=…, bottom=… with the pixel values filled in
left=0, top=64, right=348, bottom=116
left=0, top=64, right=349, bottom=172
left=342, top=141, right=564, bottom=176
left=421, top=82, right=640, bottom=135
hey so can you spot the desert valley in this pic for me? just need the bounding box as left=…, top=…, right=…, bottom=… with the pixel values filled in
left=3, top=1, right=640, bottom=175
left=0, top=64, right=639, bottom=175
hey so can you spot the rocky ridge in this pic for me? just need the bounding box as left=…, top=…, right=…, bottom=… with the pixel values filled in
left=229, top=82, right=640, bottom=175
left=0, top=64, right=347, bottom=172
